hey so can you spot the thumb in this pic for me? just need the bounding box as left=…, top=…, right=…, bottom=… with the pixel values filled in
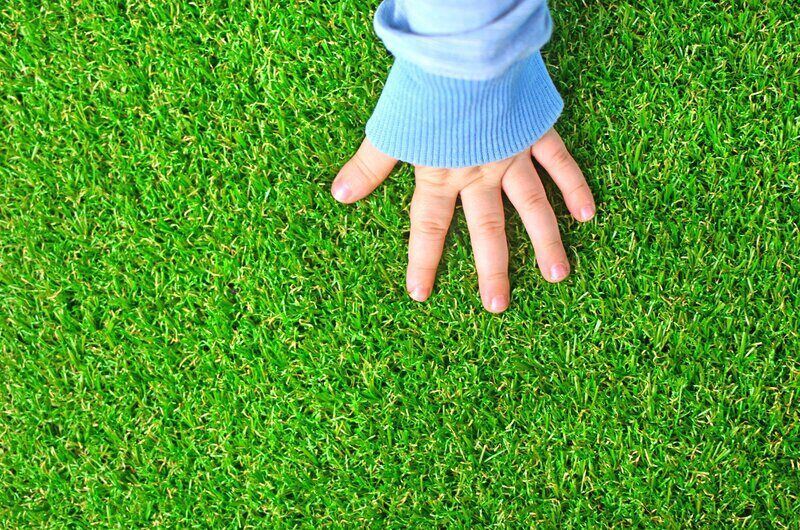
left=331, top=139, right=397, bottom=204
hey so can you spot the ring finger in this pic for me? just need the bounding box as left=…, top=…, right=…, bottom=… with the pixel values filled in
left=503, top=155, right=570, bottom=283
left=460, top=180, right=510, bottom=313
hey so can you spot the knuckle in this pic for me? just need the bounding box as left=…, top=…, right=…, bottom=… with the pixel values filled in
left=408, top=263, right=438, bottom=275
left=350, top=152, right=381, bottom=186
left=466, top=166, right=502, bottom=189
left=482, top=270, right=509, bottom=283
left=520, top=190, right=551, bottom=213
left=416, top=168, right=450, bottom=188
left=551, top=146, right=573, bottom=169
left=540, top=239, right=565, bottom=254
left=414, top=217, right=450, bottom=237
left=475, top=215, right=505, bottom=236
left=565, top=180, right=590, bottom=200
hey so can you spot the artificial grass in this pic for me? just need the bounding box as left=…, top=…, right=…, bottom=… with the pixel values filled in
left=1, top=0, right=799, bottom=527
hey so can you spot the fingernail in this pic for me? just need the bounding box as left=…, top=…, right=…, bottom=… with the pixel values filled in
left=580, top=205, right=595, bottom=221
left=550, top=263, right=569, bottom=282
left=409, top=286, right=429, bottom=302
left=331, top=181, right=352, bottom=203
left=489, top=295, right=508, bottom=313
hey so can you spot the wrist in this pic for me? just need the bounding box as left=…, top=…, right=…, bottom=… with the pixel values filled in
left=365, top=52, right=563, bottom=168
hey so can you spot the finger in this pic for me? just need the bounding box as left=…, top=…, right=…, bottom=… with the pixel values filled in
left=531, top=129, right=596, bottom=222
left=503, top=156, right=571, bottom=283
left=406, top=171, right=457, bottom=302
left=331, top=138, right=397, bottom=204
left=460, top=180, right=510, bottom=313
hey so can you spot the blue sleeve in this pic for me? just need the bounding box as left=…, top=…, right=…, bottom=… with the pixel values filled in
left=365, top=0, right=563, bottom=168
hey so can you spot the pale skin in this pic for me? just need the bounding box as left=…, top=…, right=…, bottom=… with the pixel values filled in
left=331, top=128, right=595, bottom=313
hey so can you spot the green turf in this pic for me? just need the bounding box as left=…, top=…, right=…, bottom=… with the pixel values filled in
left=1, top=0, right=799, bottom=527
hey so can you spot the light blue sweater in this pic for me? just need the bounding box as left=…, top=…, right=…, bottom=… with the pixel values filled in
left=365, top=0, right=563, bottom=168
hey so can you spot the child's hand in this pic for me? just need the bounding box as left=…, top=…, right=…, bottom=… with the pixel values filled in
left=331, top=129, right=595, bottom=313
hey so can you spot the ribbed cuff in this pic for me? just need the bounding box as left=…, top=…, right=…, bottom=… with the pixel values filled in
left=365, top=52, right=563, bottom=168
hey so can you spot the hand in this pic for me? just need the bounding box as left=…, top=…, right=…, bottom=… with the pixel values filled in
left=331, top=129, right=595, bottom=313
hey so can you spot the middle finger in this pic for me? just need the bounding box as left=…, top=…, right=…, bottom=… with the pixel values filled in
left=460, top=180, right=510, bottom=313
